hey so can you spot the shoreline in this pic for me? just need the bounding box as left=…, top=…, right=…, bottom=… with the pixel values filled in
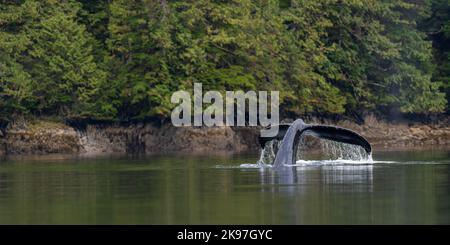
left=1, top=115, right=450, bottom=157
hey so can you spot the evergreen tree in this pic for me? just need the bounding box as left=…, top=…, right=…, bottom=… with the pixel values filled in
left=24, top=1, right=107, bottom=116
left=107, top=0, right=174, bottom=119
left=1, top=0, right=449, bottom=122
left=0, top=0, right=36, bottom=120
left=280, top=0, right=347, bottom=115
left=323, top=0, right=446, bottom=115
left=1, top=0, right=108, bottom=119
left=423, top=0, right=450, bottom=112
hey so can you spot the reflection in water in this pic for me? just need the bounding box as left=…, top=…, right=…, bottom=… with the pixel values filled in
left=255, top=164, right=375, bottom=225
left=259, top=164, right=373, bottom=194
left=0, top=152, right=449, bottom=224
left=319, top=165, right=373, bottom=192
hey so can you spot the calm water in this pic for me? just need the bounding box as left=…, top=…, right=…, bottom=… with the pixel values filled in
left=0, top=150, right=449, bottom=224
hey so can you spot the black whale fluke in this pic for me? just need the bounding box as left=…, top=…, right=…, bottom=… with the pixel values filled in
left=259, top=119, right=372, bottom=167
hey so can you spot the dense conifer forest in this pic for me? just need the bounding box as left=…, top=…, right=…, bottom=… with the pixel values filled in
left=1, top=0, right=449, bottom=123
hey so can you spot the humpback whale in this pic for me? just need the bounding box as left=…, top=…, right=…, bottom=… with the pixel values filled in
left=259, top=119, right=372, bottom=167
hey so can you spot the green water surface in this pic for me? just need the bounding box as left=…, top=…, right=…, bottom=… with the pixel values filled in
left=0, top=150, right=449, bottom=224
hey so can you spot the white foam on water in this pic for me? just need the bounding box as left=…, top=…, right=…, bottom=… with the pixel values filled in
left=216, top=138, right=410, bottom=169
left=214, top=159, right=401, bottom=169
left=240, top=163, right=273, bottom=168
left=215, top=163, right=273, bottom=169
left=290, top=159, right=372, bottom=166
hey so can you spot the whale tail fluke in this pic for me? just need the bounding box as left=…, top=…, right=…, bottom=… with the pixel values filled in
left=259, top=121, right=371, bottom=156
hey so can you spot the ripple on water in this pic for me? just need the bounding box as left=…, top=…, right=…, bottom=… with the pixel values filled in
left=215, top=159, right=403, bottom=169
left=215, top=154, right=450, bottom=169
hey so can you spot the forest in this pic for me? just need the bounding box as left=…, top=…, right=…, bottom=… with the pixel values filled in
left=1, top=0, right=449, bottom=123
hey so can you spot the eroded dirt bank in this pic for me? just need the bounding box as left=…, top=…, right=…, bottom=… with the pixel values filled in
left=0, top=120, right=259, bottom=156
left=1, top=116, right=450, bottom=156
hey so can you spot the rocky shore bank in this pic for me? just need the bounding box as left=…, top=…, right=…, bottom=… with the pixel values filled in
left=0, top=120, right=260, bottom=156
left=1, top=116, right=450, bottom=157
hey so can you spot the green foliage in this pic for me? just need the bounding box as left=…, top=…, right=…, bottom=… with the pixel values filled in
left=422, top=0, right=450, bottom=112
left=323, top=0, right=446, bottom=114
left=26, top=1, right=107, bottom=116
left=0, top=1, right=34, bottom=120
left=0, top=0, right=107, bottom=120
left=1, top=0, right=449, bottom=122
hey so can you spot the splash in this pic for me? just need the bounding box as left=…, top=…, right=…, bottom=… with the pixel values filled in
left=257, top=139, right=281, bottom=165
left=257, top=135, right=373, bottom=167
left=319, top=138, right=372, bottom=161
